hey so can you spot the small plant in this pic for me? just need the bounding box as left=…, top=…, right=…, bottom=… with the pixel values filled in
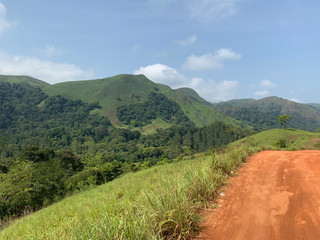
left=274, top=139, right=287, bottom=148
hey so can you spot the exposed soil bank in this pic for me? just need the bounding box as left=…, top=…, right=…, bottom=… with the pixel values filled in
left=197, top=150, right=320, bottom=240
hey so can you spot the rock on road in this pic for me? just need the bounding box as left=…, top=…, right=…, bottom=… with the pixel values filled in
left=197, top=151, right=320, bottom=240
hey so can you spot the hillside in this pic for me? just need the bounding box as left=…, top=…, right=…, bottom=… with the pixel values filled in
left=44, top=74, right=238, bottom=130
left=0, top=77, right=249, bottom=226
left=215, top=96, right=320, bottom=131
left=0, top=80, right=111, bottom=147
left=232, top=128, right=320, bottom=150
left=0, top=75, right=49, bottom=89
left=175, top=87, right=213, bottom=106
left=2, top=129, right=320, bottom=239
left=307, top=103, right=320, bottom=111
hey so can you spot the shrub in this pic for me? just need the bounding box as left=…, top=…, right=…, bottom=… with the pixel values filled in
left=274, top=139, right=287, bottom=148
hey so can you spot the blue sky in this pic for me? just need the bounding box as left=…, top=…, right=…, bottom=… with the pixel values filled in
left=0, top=0, right=319, bottom=103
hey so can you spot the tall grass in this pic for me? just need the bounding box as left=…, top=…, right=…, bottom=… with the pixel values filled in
left=0, top=146, right=253, bottom=240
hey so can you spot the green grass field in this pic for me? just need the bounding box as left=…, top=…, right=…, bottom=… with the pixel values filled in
left=232, top=128, right=320, bottom=151
left=1, top=129, right=320, bottom=239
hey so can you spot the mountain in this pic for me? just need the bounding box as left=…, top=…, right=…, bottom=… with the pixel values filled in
left=175, top=87, right=212, bottom=106
left=0, top=75, right=49, bottom=89
left=307, top=103, right=320, bottom=111
left=0, top=75, right=248, bottom=225
left=215, top=96, right=320, bottom=131
left=44, top=74, right=239, bottom=130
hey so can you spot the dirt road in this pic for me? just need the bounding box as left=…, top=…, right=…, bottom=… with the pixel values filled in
left=197, top=151, right=320, bottom=240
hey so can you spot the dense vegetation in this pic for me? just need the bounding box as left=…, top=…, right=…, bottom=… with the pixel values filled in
left=215, top=104, right=279, bottom=130
left=0, top=82, right=249, bottom=223
left=117, top=92, right=192, bottom=127
left=0, top=82, right=111, bottom=149
left=0, top=145, right=252, bottom=239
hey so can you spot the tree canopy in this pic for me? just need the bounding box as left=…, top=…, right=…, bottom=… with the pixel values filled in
left=278, top=115, right=292, bottom=129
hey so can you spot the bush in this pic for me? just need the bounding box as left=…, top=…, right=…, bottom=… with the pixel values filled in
left=274, top=139, right=287, bottom=148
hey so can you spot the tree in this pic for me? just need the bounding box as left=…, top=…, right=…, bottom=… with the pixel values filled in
left=278, top=115, right=292, bottom=129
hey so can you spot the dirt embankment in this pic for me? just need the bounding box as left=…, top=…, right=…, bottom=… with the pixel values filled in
left=197, top=150, right=320, bottom=240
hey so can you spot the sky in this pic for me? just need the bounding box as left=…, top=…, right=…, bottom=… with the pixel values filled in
left=0, top=0, right=319, bottom=103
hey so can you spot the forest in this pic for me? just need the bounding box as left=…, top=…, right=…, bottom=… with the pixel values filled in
left=117, top=92, right=192, bottom=127
left=0, top=82, right=249, bottom=222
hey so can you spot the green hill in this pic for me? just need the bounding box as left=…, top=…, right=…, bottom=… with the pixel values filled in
left=0, top=75, right=49, bottom=89
left=175, top=87, right=212, bottom=106
left=232, top=128, right=320, bottom=150
left=44, top=74, right=238, bottom=129
left=215, top=96, right=320, bottom=131
left=0, top=74, right=246, bottom=131
left=307, top=103, right=320, bottom=111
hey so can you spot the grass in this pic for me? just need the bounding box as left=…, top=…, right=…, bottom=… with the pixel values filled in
left=44, top=74, right=237, bottom=129
left=119, top=118, right=174, bottom=135
left=0, top=75, right=49, bottom=88
left=232, top=128, right=320, bottom=151
left=0, top=145, right=253, bottom=240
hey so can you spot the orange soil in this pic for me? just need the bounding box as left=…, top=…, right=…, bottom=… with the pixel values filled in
left=196, top=151, right=320, bottom=240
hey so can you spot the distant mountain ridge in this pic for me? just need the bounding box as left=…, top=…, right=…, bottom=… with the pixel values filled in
left=42, top=74, right=239, bottom=130
left=306, top=103, right=320, bottom=111
left=215, top=96, right=320, bottom=131
left=0, top=74, right=240, bottom=132
left=2, top=74, right=320, bottom=132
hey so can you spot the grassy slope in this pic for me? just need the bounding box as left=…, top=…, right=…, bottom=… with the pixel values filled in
left=2, top=129, right=320, bottom=239
left=0, top=156, right=214, bottom=239
left=44, top=74, right=239, bottom=129
left=0, top=75, right=49, bottom=89
left=127, top=118, right=173, bottom=134
left=175, top=87, right=212, bottom=106
left=44, top=74, right=155, bottom=125
left=232, top=128, right=320, bottom=150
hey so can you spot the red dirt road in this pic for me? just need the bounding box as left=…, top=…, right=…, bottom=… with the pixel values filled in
left=197, top=151, right=320, bottom=240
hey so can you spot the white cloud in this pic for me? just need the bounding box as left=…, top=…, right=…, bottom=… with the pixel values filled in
left=0, top=3, right=14, bottom=37
left=0, top=51, right=94, bottom=84
left=252, top=79, right=277, bottom=98
left=134, top=63, right=239, bottom=102
left=189, top=77, right=239, bottom=102
left=134, top=63, right=186, bottom=88
left=289, top=98, right=301, bottom=103
left=187, top=0, right=238, bottom=23
left=254, top=90, right=270, bottom=97
left=174, top=35, right=197, bottom=47
left=261, top=79, right=276, bottom=89
left=182, top=48, right=241, bottom=71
